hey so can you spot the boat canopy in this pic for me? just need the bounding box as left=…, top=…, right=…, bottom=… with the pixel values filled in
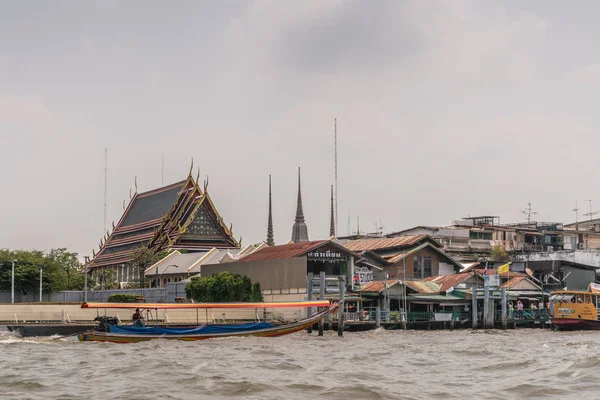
left=81, top=300, right=331, bottom=309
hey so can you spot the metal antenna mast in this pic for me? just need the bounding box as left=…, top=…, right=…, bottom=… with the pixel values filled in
left=573, top=201, right=580, bottom=227
left=104, top=148, right=108, bottom=234
left=522, top=202, right=537, bottom=225
left=585, top=199, right=598, bottom=222
left=334, top=118, right=338, bottom=235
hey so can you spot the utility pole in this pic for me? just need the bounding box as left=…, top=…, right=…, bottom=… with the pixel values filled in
left=334, top=118, right=338, bottom=235
left=39, top=266, right=43, bottom=302
left=104, top=148, right=108, bottom=234
left=522, top=202, right=538, bottom=225
left=11, top=260, right=15, bottom=304
left=584, top=199, right=598, bottom=223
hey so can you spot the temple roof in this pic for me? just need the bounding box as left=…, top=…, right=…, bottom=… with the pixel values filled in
left=89, top=173, right=240, bottom=269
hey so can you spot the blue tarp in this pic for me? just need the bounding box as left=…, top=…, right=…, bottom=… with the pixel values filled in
left=108, top=322, right=276, bottom=335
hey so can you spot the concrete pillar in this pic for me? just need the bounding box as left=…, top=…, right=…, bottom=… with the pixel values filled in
left=501, top=288, right=507, bottom=330
left=306, top=273, right=313, bottom=333
left=376, top=307, right=381, bottom=328
left=483, top=286, right=490, bottom=329
left=318, top=271, right=325, bottom=336
left=472, top=287, right=478, bottom=329
left=338, top=276, right=345, bottom=337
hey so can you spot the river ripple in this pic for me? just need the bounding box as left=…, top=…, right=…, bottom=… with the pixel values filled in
left=0, top=328, right=598, bottom=400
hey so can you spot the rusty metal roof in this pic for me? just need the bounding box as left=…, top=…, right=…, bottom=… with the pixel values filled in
left=344, top=235, right=437, bottom=252
left=358, top=280, right=401, bottom=293
left=501, top=276, right=526, bottom=288
left=403, top=280, right=440, bottom=294
left=423, top=273, right=473, bottom=292
left=238, top=240, right=326, bottom=262
left=238, top=240, right=359, bottom=262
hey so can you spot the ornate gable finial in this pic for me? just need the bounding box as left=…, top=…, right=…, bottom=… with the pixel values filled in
left=123, top=199, right=126, bottom=210
left=92, top=249, right=96, bottom=257
left=112, top=221, right=116, bottom=230
left=129, top=188, right=132, bottom=199
left=204, top=175, right=209, bottom=192
left=229, top=222, right=233, bottom=233
left=239, top=236, right=243, bottom=247
left=189, top=157, right=194, bottom=177
left=134, top=176, right=138, bottom=193
left=196, top=167, right=200, bottom=185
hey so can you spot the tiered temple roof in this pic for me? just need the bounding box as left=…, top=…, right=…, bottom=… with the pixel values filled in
left=89, top=172, right=239, bottom=270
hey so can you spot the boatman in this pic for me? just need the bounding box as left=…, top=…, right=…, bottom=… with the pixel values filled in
left=132, top=308, right=144, bottom=327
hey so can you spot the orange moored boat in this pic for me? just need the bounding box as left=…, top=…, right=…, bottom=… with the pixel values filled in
left=550, top=287, right=600, bottom=330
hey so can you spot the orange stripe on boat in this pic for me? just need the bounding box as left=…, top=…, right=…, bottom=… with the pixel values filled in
left=81, top=301, right=331, bottom=309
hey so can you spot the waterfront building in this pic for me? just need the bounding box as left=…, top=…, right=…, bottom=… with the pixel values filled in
left=89, top=170, right=240, bottom=284
left=197, top=240, right=362, bottom=300
left=343, top=236, right=463, bottom=280
left=144, top=244, right=266, bottom=288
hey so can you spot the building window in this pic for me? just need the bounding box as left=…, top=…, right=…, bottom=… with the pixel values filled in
left=414, top=255, right=433, bottom=278
left=414, top=256, right=422, bottom=278
left=424, top=256, right=432, bottom=277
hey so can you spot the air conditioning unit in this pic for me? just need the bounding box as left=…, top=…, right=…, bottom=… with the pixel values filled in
left=578, top=243, right=585, bottom=250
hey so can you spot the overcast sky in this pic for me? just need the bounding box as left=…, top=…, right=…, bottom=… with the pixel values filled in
left=2, top=0, right=600, bottom=257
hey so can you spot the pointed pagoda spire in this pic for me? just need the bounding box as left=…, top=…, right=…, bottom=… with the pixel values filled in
left=295, top=167, right=305, bottom=223
left=266, top=175, right=275, bottom=246
left=329, top=185, right=335, bottom=237
left=291, top=167, right=309, bottom=242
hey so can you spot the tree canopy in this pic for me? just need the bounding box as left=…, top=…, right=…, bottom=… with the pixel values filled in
left=0, top=248, right=90, bottom=294
left=185, top=272, right=262, bottom=303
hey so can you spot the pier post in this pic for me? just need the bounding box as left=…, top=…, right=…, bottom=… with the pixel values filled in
left=338, top=276, right=345, bottom=337
left=471, top=287, right=477, bottom=329
left=376, top=307, right=381, bottom=328
left=501, top=288, right=507, bottom=330
left=318, top=271, right=325, bottom=336
left=483, top=286, right=490, bottom=329
left=307, top=273, right=314, bottom=333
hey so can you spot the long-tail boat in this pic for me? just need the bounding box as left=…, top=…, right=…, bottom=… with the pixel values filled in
left=77, top=300, right=338, bottom=343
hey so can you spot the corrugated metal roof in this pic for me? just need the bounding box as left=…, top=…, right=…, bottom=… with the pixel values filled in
left=358, top=280, right=400, bottom=293
left=403, top=280, right=440, bottom=294
left=423, top=273, right=473, bottom=292
left=407, top=294, right=467, bottom=302
left=238, top=240, right=336, bottom=262
left=344, top=235, right=433, bottom=252
left=501, top=276, right=526, bottom=288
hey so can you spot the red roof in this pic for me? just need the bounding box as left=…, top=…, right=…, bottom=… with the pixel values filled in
left=344, top=235, right=437, bottom=252
left=238, top=240, right=332, bottom=262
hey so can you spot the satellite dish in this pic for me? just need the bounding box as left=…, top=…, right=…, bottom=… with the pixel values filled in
left=489, top=240, right=496, bottom=246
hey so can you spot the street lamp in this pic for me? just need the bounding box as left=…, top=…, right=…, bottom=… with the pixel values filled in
left=11, top=260, right=16, bottom=304
left=158, top=264, right=178, bottom=301
left=39, top=266, right=43, bottom=303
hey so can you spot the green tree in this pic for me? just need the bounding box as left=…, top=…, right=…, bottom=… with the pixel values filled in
left=185, top=272, right=256, bottom=302
left=251, top=282, right=264, bottom=302
left=0, top=248, right=96, bottom=295
left=127, top=246, right=165, bottom=288
left=490, top=244, right=509, bottom=262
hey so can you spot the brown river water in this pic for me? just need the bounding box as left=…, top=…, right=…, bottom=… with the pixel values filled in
left=0, top=328, right=598, bottom=400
